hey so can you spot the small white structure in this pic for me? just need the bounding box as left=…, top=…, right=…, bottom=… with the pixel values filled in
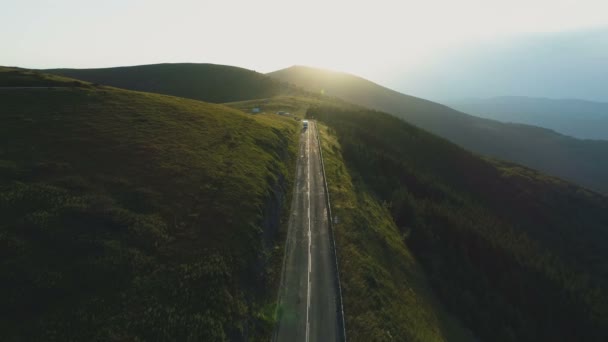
left=251, top=107, right=261, bottom=113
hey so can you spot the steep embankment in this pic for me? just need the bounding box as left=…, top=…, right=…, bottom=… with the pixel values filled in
left=46, top=63, right=305, bottom=103
left=269, top=66, right=608, bottom=194
left=310, top=105, right=608, bottom=342
left=0, top=67, right=299, bottom=341
left=317, top=123, right=473, bottom=342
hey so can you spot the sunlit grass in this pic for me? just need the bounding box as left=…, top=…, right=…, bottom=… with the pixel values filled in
left=0, top=69, right=300, bottom=340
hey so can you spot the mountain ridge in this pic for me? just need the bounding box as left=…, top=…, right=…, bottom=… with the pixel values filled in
left=268, top=65, right=608, bottom=194
left=449, top=96, right=608, bottom=140
left=46, top=63, right=307, bottom=104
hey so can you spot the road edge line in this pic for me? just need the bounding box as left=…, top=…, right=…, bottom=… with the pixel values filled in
left=314, top=121, right=347, bottom=342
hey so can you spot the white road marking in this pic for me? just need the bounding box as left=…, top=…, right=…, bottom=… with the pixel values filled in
left=305, top=124, right=312, bottom=342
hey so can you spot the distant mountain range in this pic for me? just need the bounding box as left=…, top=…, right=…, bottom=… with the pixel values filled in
left=449, top=96, right=608, bottom=140
left=268, top=65, right=608, bottom=194
left=391, top=28, right=608, bottom=102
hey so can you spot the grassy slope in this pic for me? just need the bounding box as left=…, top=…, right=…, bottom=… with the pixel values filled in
left=0, top=67, right=299, bottom=341
left=46, top=63, right=305, bottom=104
left=226, top=95, right=353, bottom=118
left=228, top=96, right=319, bottom=117
left=309, top=105, right=608, bottom=341
left=318, top=124, right=473, bottom=342
left=268, top=66, right=608, bottom=194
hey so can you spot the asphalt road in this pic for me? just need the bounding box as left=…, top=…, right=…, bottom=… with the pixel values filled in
left=274, top=121, right=340, bottom=342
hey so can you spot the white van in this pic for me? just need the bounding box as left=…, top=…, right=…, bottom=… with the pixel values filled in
left=302, top=120, right=309, bottom=129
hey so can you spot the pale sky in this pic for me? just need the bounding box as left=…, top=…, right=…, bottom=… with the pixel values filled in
left=2, top=0, right=607, bottom=82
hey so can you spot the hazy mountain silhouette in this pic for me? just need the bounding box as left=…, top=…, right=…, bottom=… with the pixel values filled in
left=450, top=96, right=608, bottom=140
left=391, top=28, right=608, bottom=102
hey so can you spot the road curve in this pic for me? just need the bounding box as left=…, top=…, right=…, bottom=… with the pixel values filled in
left=274, top=121, right=340, bottom=342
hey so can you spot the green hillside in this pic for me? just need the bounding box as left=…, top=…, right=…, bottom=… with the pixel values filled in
left=0, top=67, right=299, bottom=341
left=46, top=63, right=305, bottom=103
left=309, top=104, right=608, bottom=341
left=317, top=123, right=474, bottom=342
left=269, top=66, right=608, bottom=194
